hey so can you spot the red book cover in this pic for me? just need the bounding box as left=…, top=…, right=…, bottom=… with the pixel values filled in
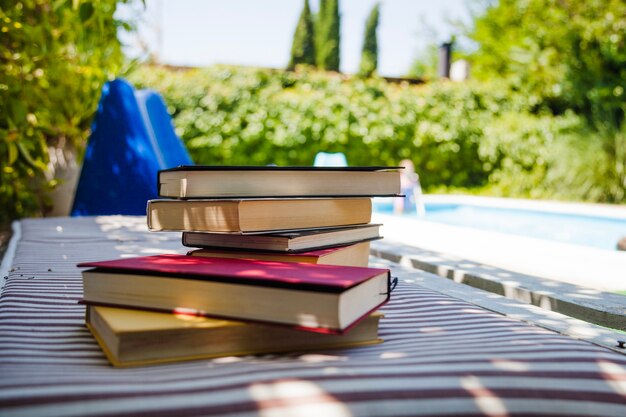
left=79, top=254, right=391, bottom=333
left=78, top=254, right=390, bottom=293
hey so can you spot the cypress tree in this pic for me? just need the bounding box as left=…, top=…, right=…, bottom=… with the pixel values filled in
left=288, top=0, right=316, bottom=70
left=316, top=0, right=340, bottom=71
left=315, top=0, right=328, bottom=68
left=326, top=0, right=341, bottom=71
left=358, top=3, right=380, bottom=77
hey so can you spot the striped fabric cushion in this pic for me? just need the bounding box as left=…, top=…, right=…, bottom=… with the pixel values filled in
left=1, top=217, right=625, bottom=417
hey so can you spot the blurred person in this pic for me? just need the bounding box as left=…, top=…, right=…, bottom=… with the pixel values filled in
left=394, top=159, right=424, bottom=216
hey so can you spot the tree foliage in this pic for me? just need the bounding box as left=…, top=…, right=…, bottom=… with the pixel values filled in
left=288, top=0, right=316, bottom=70
left=0, top=0, right=131, bottom=224
left=470, top=0, right=626, bottom=120
left=316, top=0, right=340, bottom=71
left=358, top=3, right=380, bottom=77
left=406, top=43, right=439, bottom=79
left=314, top=0, right=328, bottom=68
left=469, top=0, right=626, bottom=201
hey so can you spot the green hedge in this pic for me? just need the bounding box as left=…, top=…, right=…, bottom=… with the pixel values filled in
left=130, top=66, right=513, bottom=189
left=0, top=0, right=129, bottom=225
left=130, top=65, right=618, bottom=202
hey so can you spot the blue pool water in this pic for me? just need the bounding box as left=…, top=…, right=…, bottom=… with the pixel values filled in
left=375, top=201, right=626, bottom=251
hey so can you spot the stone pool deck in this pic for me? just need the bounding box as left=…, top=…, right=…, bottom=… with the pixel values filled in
left=372, top=196, right=626, bottom=332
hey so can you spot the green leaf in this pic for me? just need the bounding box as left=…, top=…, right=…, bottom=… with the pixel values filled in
left=54, top=0, right=69, bottom=12
left=7, top=142, right=18, bottom=165
left=9, top=100, right=27, bottom=125
left=17, top=142, right=46, bottom=172
left=79, top=2, right=95, bottom=22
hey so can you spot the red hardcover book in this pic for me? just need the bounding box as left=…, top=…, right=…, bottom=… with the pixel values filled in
left=78, top=254, right=391, bottom=333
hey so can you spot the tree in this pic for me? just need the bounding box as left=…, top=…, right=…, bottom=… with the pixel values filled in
left=314, top=0, right=328, bottom=68
left=469, top=0, right=626, bottom=122
left=468, top=0, right=626, bottom=202
left=406, top=44, right=439, bottom=79
left=358, top=3, right=380, bottom=77
left=316, top=0, right=341, bottom=71
left=0, top=0, right=134, bottom=223
left=288, top=0, right=316, bottom=70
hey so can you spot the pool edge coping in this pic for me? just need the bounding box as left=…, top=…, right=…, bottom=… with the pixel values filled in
left=370, top=239, right=626, bottom=330
left=369, top=252, right=626, bottom=355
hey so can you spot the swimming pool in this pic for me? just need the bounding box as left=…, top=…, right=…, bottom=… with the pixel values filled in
left=374, top=197, right=626, bottom=251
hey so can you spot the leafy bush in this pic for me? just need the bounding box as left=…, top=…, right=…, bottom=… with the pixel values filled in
left=0, top=0, right=130, bottom=225
left=129, top=64, right=621, bottom=202
left=470, top=0, right=626, bottom=119
left=130, top=66, right=490, bottom=188
left=468, top=0, right=626, bottom=203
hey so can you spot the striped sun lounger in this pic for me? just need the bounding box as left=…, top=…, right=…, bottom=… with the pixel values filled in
left=1, top=217, right=625, bottom=416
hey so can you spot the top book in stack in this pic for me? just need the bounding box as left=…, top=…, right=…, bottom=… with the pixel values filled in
left=157, top=165, right=402, bottom=199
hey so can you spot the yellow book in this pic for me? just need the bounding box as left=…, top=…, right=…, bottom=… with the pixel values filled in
left=86, top=306, right=383, bottom=368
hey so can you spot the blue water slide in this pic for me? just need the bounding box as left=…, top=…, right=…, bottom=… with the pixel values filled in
left=71, top=78, right=192, bottom=216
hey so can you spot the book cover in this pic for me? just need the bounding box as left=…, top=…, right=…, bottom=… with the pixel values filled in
left=161, top=165, right=399, bottom=172
left=78, top=254, right=391, bottom=333
left=78, top=254, right=387, bottom=291
left=86, top=305, right=383, bottom=367
left=158, top=165, right=402, bottom=199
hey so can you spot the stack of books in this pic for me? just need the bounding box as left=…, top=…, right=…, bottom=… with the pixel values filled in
left=80, top=166, right=401, bottom=367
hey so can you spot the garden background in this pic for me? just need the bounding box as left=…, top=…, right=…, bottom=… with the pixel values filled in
left=1, top=0, right=625, bottom=227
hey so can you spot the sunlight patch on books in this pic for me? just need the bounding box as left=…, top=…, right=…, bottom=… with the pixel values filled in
left=297, top=313, right=323, bottom=329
